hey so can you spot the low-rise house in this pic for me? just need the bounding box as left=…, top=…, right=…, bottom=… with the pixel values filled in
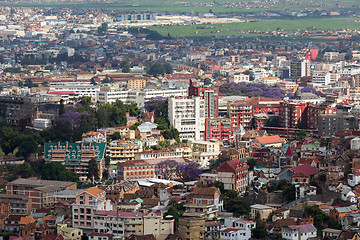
left=219, top=228, right=251, bottom=240
left=57, top=224, right=83, bottom=240
left=88, top=233, right=112, bottom=240
left=272, top=208, right=290, bottom=222
left=295, top=183, right=316, bottom=199
left=329, top=206, right=359, bottom=221
left=82, top=131, right=106, bottom=143
left=281, top=224, right=317, bottom=240
left=277, top=164, right=319, bottom=182
left=348, top=173, right=360, bottom=187
left=328, top=165, right=345, bottom=181
left=98, top=181, right=139, bottom=202
left=222, top=218, right=255, bottom=240
left=322, top=228, right=342, bottom=239
left=250, top=204, right=273, bottom=221
left=341, top=189, right=357, bottom=203
left=184, top=187, right=223, bottom=219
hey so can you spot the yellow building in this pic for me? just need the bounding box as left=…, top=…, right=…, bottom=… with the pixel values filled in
left=179, top=217, right=205, bottom=240
left=250, top=204, right=273, bottom=221
left=109, top=140, right=140, bottom=164
left=57, top=224, right=83, bottom=240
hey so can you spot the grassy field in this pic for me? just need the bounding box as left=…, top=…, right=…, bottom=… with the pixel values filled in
left=147, top=17, right=360, bottom=38
left=0, top=0, right=358, bottom=14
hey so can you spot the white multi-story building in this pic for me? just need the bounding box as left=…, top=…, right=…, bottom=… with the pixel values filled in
left=221, top=218, right=256, bottom=240
left=189, top=140, right=220, bottom=169
left=50, top=81, right=100, bottom=100
left=229, top=74, right=250, bottom=83
left=92, top=210, right=174, bottom=239
left=351, top=137, right=360, bottom=150
left=168, top=96, right=205, bottom=141
left=97, top=88, right=188, bottom=108
left=312, top=71, right=331, bottom=85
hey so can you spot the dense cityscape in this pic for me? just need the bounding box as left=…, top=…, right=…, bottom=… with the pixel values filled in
left=0, top=2, right=360, bottom=240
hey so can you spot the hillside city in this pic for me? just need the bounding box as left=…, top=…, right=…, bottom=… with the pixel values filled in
left=1, top=5, right=360, bottom=240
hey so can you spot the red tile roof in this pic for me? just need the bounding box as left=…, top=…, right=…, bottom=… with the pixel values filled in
left=217, top=159, right=249, bottom=173
left=256, top=135, right=284, bottom=145
left=291, top=164, right=319, bottom=175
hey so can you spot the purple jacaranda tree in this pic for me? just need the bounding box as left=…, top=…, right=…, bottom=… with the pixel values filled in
left=176, top=162, right=203, bottom=181
left=219, top=82, right=285, bottom=99
left=59, top=110, right=90, bottom=129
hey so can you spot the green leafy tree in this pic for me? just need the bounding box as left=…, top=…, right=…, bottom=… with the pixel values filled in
left=112, top=132, right=121, bottom=140
left=130, top=122, right=142, bottom=130
left=120, top=58, right=131, bottom=73
left=41, top=162, right=79, bottom=182
left=345, top=53, right=353, bottom=60
left=105, top=156, right=111, bottom=167
left=146, top=62, right=165, bottom=77
left=247, top=159, right=257, bottom=171
left=59, top=99, right=65, bottom=116
left=163, top=62, right=173, bottom=74
left=165, top=206, right=180, bottom=230
left=155, top=117, right=170, bottom=130
left=213, top=181, right=225, bottom=194
left=296, top=130, right=307, bottom=141
left=87, top=158, right=99, bottom=181
left=124, top=103, right=140, bottom=117
left=283, top=184, right=296, bottom=202
left=78, top=96, right=92, bottom=108
left=222, top=190, right=251, bottom=217
left=251, top=224, right=266, bottom=239
left=97, top=23, right=108, bottom=34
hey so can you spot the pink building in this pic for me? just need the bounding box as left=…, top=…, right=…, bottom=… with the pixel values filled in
left=72, top=187, right=112, bottom=230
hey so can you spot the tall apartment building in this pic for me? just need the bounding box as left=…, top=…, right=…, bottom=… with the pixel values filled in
left=168, top=96, right=205, bottom=141
left=189, top=81, right=219, bottom=118
left=306, top=105, right=337, bottom=129
left=278, top=102, right=308, bottom=128
left=318, top=111, right=357, bottom=137
left=205, top=118, right=234, bottom=142
left=109, top=140, right=140, bottom=164
left=350, top=74, right=360, bottom=88
left=44, top=142, right=106, bottom=181
left=227, top=101, right=252, bottom=129
left=290, top=59, right=310, bottom=80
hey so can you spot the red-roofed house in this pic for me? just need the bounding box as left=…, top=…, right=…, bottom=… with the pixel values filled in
left=278, top=164, right=319, bottom=182
left=217, top=159, right=249, bottom=194
left=254, top=135, right=285, bottom=148
left=297, top=156, right=319, bottom=168
left=282, top=224, right=317, bottom=240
